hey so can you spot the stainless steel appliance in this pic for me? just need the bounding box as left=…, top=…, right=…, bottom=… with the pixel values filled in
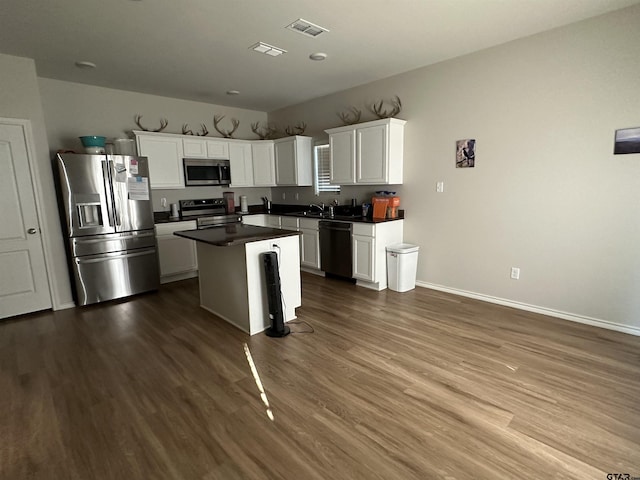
left=179, top=198, right=241, bottom=229
left=183, top=158, right=231, bottom=186
left=319, top=220, right=353, bottom=278
left=55, top=153, right=159, bottom=305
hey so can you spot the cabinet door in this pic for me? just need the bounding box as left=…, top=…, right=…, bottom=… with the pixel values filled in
left=242, top=214, right=267, bottom=227
left=329, top=130, right=356, bottom=184
left=157, top=235, right=197, bottom=277
left=229, top=142, right=254, bottom=187
left=274, top=139, right=296, bottom=185
left=266, top=215, right=281, bottom=229
left=252, top=142, right=276, bottom=186
left=356, top=124, right=387, bottom=184
left=352, top=234, right=375, bottom=281
left=136, top=135, right=185, bottom=189
left=300, top=228, right=320, bottom=269
left=183, top=138, right=207, bottom=158
left=280, top=217, right=299, bottom=231
left=206, top=140, right=230, bottom=159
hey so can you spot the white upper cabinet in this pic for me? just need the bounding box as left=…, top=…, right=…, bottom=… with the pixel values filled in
left=135, top=131, right=185, bottom=189
left=328, top=130, right=356, bottom=184
left=273, top=136, right=313, bottom=186
left=206, top=139, right=230, bottom=159
left=325, top=118, right=406, bottom=185
left=252, top=141, right=276, bottom=186
left=182, top=137, right=230, bottom=159
left=229, top=142, right=254, bottom=187
left=182, top=137, right=207, bottom=158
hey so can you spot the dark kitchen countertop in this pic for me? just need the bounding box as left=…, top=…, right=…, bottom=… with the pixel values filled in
left=174, top=224, right=300, bottom=247
left=155, top=204, right=404, bottom=224
left=277, top=212, right=403, bottom=223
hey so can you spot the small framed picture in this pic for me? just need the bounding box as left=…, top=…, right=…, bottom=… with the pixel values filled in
left=614, top=127, right=640, bottom=154
left=456, top=139, right=475, bottom=168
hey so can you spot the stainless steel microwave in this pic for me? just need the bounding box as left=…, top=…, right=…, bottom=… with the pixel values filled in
left=183, top=158, right=231, bottom=186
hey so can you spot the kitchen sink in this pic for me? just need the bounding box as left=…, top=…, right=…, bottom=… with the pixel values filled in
left=283, top=211, right=360, bottom=220
left=298, top=211, right=325, bottom=218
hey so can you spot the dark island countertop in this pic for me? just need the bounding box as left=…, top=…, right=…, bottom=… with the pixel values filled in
left=174, top=224, right=300, bottom=247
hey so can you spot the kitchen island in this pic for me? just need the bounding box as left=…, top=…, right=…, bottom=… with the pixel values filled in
left=174, top=225, right=301, bottom=335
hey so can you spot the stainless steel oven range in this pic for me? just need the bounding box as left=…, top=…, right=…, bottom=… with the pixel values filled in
left=179, top=198, right=241, bottom=229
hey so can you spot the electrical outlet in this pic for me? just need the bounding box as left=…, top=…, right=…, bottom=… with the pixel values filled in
left=282, top=192, right=286, bottom=200
left=436, top=181, right=444, bottom=193
left=295, top=192, right=299, bottom=200
left=510, top=267, right=520, bottom=280
left=160, top=197, right=167, bottom=208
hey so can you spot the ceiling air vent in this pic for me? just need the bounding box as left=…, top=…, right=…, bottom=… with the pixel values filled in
left=249, top=42, right=287, bottom=57
left=285, top=18, right=329, bottom=38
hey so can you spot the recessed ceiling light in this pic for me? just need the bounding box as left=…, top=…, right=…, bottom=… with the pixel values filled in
left=286, top=19, right=329, bottom=38
left=249, top=42, right=287, bottom=57
left=75, top=61, right=97, bottom=69
left=309, top=52, right=327, bottom=61
left=226, top=90, right=240, bottom=96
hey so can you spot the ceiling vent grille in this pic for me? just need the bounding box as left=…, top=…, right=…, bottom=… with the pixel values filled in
left=249, top=42, right=287, bottom=57
left=285, top=18, right=329, bottom=38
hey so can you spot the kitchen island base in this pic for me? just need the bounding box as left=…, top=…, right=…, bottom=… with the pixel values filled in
left=196, top=234, right=301, bottom=335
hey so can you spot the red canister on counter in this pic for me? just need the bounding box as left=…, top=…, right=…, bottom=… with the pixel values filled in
left=223, top=191, right=235, bottom=214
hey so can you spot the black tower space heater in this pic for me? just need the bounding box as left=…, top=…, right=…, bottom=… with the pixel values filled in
left=262, top=251, right=290, bottom=337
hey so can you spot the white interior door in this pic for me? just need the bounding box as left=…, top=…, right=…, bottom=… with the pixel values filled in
left=0, top=122, right=51, bottom=318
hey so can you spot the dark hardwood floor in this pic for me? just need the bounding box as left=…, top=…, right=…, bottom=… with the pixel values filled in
left=1, top=273, right=639, bottom=479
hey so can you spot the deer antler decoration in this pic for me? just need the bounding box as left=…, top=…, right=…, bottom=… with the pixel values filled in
left=197, top=123, right=209, bottom=136
left=337, top=107, right=362, bottom=125
left=182, top=123, right=209, bottom=136
left=135, top=114, right=169, bottom=132
left=251, top=122, right=278, bottom=140
left=370, top=96, right=402, bottom=119
left=284, top=122, right=307, bottom=136
left=213, top=115, right=240, bottom=138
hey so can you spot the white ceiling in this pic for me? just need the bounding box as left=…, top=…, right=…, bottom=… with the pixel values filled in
left=1, top=0, right=638, bottom=112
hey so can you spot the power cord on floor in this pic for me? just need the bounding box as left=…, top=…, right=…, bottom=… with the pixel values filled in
left=286, top=320, right=314, bottom=334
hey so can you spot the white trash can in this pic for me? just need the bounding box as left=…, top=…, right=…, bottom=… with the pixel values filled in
left=386, top=243, right=419, bottom=292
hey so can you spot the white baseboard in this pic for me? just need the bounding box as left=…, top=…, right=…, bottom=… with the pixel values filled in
left=53, top=301, right=76, bottom=311
left=160, top=271, right=198, bottom=284
left=415, top=281, right=640, bottom=337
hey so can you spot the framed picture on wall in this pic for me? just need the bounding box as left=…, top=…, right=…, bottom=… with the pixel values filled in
left=456, top=139, right=475, bottom=168
left=614, top=127, right=640, bottom=154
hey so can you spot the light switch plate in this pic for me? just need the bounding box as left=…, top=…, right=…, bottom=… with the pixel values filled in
left=436, top=181, right=444, bottom=193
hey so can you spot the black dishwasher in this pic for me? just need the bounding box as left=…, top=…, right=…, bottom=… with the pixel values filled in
left=319, top=221, right=353, bottom=278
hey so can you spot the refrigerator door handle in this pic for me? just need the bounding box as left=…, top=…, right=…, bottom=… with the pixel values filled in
left=102, top=159, right=116, bottom=227
left=75, top=248, right=157, bottom=264
left=108, top=160, right=122, bottom=227
left=73, top=231, right=155, bottom=245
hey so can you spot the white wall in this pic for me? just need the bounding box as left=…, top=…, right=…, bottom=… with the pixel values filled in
left=269, top=5, right=640, bottom=333
left=0, top=53, right=73, bottom=308
left=38, top=79, right=273, bottom=210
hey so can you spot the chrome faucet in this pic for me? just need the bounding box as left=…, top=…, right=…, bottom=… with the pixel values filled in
left=309, top=203, right=325, bottom=212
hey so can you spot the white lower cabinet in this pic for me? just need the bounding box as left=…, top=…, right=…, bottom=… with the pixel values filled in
left=280, top=216, right=299, bottom=231
left=352, top=220, right=404, bottom=290
left=155, top=221, right=198, bottom=283
left=352, top=234, right=375, bottom=281
left=242, top=214, right=268, bottom=227
left=300, top=218, right=320, bottom=270
left=266, top=215, right=281, bottom=229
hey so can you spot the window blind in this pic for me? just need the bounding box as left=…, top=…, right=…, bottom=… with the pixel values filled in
left=315, top=145, right=340, bottom=194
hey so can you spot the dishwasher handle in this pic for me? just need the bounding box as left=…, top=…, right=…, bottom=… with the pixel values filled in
left=319, top=221, right=352, bottom=231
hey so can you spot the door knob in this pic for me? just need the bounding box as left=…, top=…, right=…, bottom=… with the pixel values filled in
left=27, top=228, right=38, bottom=234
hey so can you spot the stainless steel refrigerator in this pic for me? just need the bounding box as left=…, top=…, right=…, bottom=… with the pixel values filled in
left=55, top=153, right=159, bottom=305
